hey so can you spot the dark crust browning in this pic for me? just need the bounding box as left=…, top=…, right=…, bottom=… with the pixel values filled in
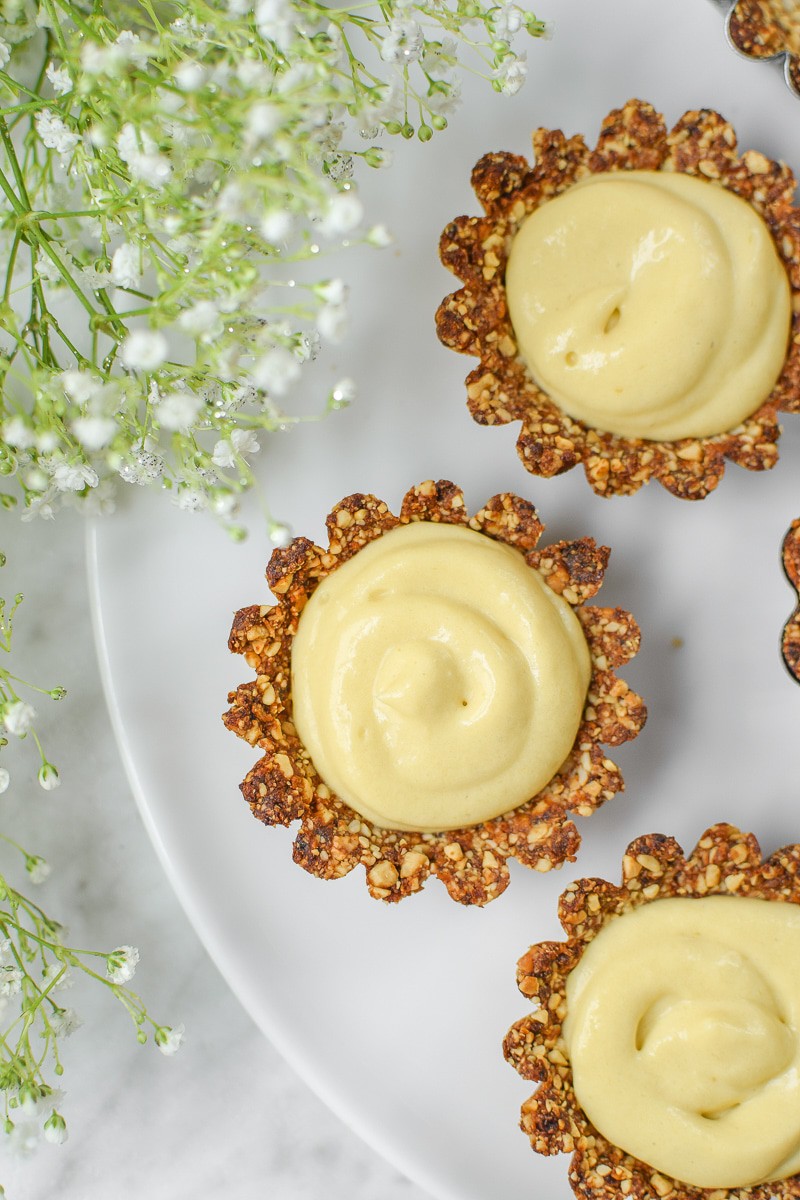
left=503, top=823, right=800, bottom=1199
left=435, top=98, right=800, bottom=501
left=727, top=0, right=800, bottom=96
left=782, top=518, right=800, bottom=681
left=223, top=480, right=646, bottom=906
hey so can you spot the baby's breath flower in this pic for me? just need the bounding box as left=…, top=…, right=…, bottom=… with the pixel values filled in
left=319, top=193, right=363, bottom=237
left=106, top=946, right=139, bottom=985
left=120, top=331, right=168, bottom=372
left=427, top=78, right=462, bottom=116
left=37, top=762, right=60, bottom=792
left=174, top=488, right=207, bottom=513
left=260, top=210, right=294, bottom=244
left=50, top=461, right=99, bottom=493
left=317, top=304, right=348, bottom=343
left=174, top=60, right=205, bottom=91
left=421, top=36, right=458, bottom=76
left=25, top=856, right=50, bottom=885
left=0, top=967, right=22, bottom=999
left=34, top=110, right=79, bottom=156
left=81, top=41, right=121, bottom=75
left=60, top=371, right=103, bottom=405
left=43, top=1111, right=67, bottom=1145
left=156, top=391, right=202, bottom=433
left=50, top=1007, right=81, bottom=1037
left=20, top=497, right=55, bottom=522
left=4, top=701, right=36, bottom=738
left=255, top=0, right=294, bottom=50
left=380, top=16, right=424, bottom=63
left=245, top=101, right=283, bottom=146
left=110, top=244, right=142, bottom=290
left=212, top=492, right=239, bottom=518
left=489, top=1, right=526, bottom=37
left=212, top=428, right=261, bottom=469
left=0, top=769, right=9, bottom=794
left=493, top=51, right=527, bottom=93
left=42, top=963, right=71, bottom=991
left=116, top=123, right=172, bottom=187
left=45, top=62, right=71, bottom=95
left=366, top=223, right=393, bottom=248
left=35, top=432, right=59, bottom=454
left=2, top=420, right=34, bottom=451
left=330, top=377, right=356, bottom=408
left=316, top=279, right=347, bottom=305
left=23, top=469, right=48, bottom=493
left=114, top=31, right=150, bottom=67
left=71, top=417, right=117, bottom=452
left=178, top=301, right=222, bottom=340
left=118, top=444, right=164, bottom=485
left=269, top=521, right=293, bottom=548
left=154, top=1023, right=185, bottom=1056
left=235, top=429, right=260, bottom=456
left=251, top=348, right=301, bottom=396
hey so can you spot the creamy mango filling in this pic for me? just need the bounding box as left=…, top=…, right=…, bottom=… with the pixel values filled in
left=505, top=170, right=792, bottom=441
left=564, top=895, right=800, bottom=1188
left=290, top=521, right=591, bottom=832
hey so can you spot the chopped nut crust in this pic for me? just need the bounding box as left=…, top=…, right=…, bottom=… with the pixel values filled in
left=782, top=518, right=800, bottom=681
left=727, top=0, right=800, bottom=96
left=223, top=480, right=646, bottom=905
left=504, top=823, right=800, bottom=1198
left=435, top=98, right=800, bottom=500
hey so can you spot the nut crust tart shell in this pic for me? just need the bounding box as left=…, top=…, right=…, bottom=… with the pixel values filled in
left=782, top=518, right=800, bottom=681
left=503, top=823, right=800, bottom=1199
left=727, top=0, right=800, bottom=97
left=223, top=480, right=646, bottom=906
left=435, top=99, right=800, bottom=500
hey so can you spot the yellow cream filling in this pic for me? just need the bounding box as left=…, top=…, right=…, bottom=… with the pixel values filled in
left=290, top=521, right=590, bottom=832
left=564, top=895, right=800, bottom=1188
left=505, top=170, right=792, bottom=440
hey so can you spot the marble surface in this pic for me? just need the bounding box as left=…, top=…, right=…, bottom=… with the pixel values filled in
left=0, top=509, right=429, bottom=1199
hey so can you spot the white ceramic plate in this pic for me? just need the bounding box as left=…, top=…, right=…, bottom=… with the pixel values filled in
left=87, top=4, right=800, bottom=1197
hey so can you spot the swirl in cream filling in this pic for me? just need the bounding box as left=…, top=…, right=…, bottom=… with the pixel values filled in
left=290, top=521, right=590, bottom=832
left=564, top=895, right=800, bottom=1188
left=505, top=170, right=792, bottom=441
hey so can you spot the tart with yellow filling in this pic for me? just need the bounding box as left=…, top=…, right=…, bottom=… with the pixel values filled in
left=223, top=480, right=646, bottom=905
left=436, top=99, right=800, bottom=500
left=504, top=823, right=800, bottom=1197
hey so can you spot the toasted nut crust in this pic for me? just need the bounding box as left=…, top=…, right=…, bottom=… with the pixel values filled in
left=504, top=823, right=800, bottom=1198
left=436, top=99, right=800, bottom=501
left=727, top=0, right=800, bottom=97
left=223, top=480, right=646, bottom=905
left=782, top=518, right=800, bottom=682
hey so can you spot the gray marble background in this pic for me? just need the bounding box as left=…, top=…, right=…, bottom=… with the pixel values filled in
left=0, top=510, right=430, bottom=1199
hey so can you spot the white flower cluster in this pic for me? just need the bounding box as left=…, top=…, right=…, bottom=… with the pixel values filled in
left=106, top=945, right=140, bottom=985
left=0, top=0, right=541, bottom=530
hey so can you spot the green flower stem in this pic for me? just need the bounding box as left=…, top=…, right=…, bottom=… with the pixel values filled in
left=3, top=233, right=21, bottom=305
left=47, top=0, right=95, bottom=39
left=0, top=164, right=25, bottom=219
